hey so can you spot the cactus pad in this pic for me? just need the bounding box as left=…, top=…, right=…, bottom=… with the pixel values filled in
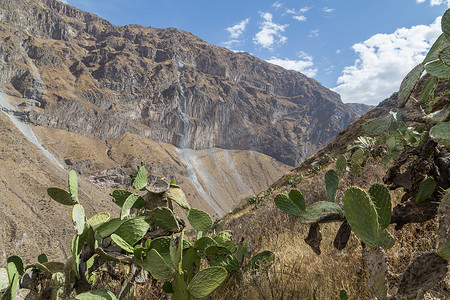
left=71, top=235, right=81, bottom=279
left=424, top=34, right=448, bottom=63
left=187, top=266, right=228, bottom=299
left=146, top=177, right=170, bottom=194
left=97, top=218, right=125, bottom=238
left=88, top=212, right=110, bottom=230
left=194, top=236, right=218, bottom=252
left=289, top=189, right=306, bottom=211
left=187, top=208, right=213, bottom=232
left=213, top=230, right=237, bottom=253
left=250, top=251, right=276, bottom=270
left=148, top=207, right=180, bottom=232
left=325, top=170, right=339, bottom=202
left=74, top=290, right=117, bottom=300
left=429, top=122, right=450, bottom=146
left=398, top=63, right=424, bottom=107
left=378, top=228, right=395, bottom=249
left=111, top=234, right=134, bottom=253
left=363, top=116, right=392, bottom=136
left=342, top=187, right=379, bottom=248
left=336, top=155, right=347, bottom=173
left=206, top=246, right=240, bottom=273
left=426, top=60, right=450, bottom=78
left=68, top=170, right=78, bottom=203
left=166, top=186, right=190, bottom=209
left=115, top=216, right=150, bottom=246
left=416, top=177, right=436, bottom=204
left=47, top=187, right=76, bottom=206
left=37, top=253, right=48, bottom=264
left=299, top=201, right=344, bottom=224
left=142, top=249, right=175, bottom=280
left=274, top=193, right=302, bottom=217
left=368, top=184, right=391, bottom=229
left=120, top=193, right=145, bottom=219
left=7, top=255, right=24, bottom=277
left=72, top=204, right=86, bottom=235
left=131, top=162, right=148, bottom=190
left=443, top=8, right=450, bottom=39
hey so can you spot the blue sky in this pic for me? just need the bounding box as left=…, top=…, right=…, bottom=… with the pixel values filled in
left=62, top=0, right=449, bottom=105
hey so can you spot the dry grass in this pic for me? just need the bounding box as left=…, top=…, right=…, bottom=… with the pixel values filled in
left=217, top=157, right=448, bottom=300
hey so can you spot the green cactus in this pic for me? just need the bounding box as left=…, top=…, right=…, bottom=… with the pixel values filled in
left=131, top=162, right=148, bottom=190
left=443, top=8, right=450, bottom=39
left=166, top=186, right=190, bottom=209
left=299, top=201, right=343, bottom=224
left=74, top=290, right=117, bottom=300
left=289, top=189, right=306, bottom=211
left=47, top=187, right=76, bottom=206
left=424, top=34, right=448, bottom=63
left=378, top=228, right=395, bottom=249
left=72, top=204, right=86, bottom=235
left=416, top=177, right=436, bottom=204
left=114, top=216, right=150, bottom=246
left=37, top=253, right=48, bottom=264
left=181, top=246, right=201, bottom=280
left=398, top=63, right=425, bottom=106
left=120, top=193, right=145, bottom=219
left=274, top=192, right=303, bottom=217
left=342, top=187, right=379, bottom=248
left=71, top=235, right=81, bottom=279
left=187, top=266, right=228, bottom=299
left=325, top=169, right=339, bottom=202
left=88, top=212, right=110, bottom=230
left=249, top=250, right=276, bottom=271
left=68, top=170, right=78, bottom=203
left=339, top=289, right=349, bottom=300
left=213, top=231, right=237, bottom=253
left=51, top=272, right=65, bottom=300
left=96, top=218, right=125, bottom=238
left=336, top=155, right=347, bottom=173
left=368, top=184, right=391, bottom=229
left=426, top=60, right=450, bottom=78
left=206, top=246, right=240, bottom=273
left=148, top=207, right=180, bottom=232
left=194, top=236, right=218, bottom=252
left=363, top=115, right=393, bottom=136
left=110, top=234, right=134, bottom=253
left=429, top=122, right=450, bottom=146
left=142, top=249, right=175, bottom=280
left=187, top=208, right=213, bottom=232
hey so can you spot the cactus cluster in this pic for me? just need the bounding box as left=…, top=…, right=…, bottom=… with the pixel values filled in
left=1, top=163, right=275, bottom=299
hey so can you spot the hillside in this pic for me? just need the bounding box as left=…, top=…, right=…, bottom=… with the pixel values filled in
left=0, top=0, right=371, bottom=264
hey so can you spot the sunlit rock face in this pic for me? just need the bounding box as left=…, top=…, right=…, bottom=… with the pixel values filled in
left=0, top=0, right=370, bottom=264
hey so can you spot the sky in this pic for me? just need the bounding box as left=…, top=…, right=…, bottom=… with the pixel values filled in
left=61, top=0, right=449, bottom=105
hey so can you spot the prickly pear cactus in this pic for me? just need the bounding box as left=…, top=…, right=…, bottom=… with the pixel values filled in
left=131, top=162, right=148, bottom=190
left=148, top=207, right=180, bottom=232
left=415, top=177, right=436, bottom=204
left=325, top=169, right=339, bottom=202
left=342, top=187, right=379, bottom=248
left=336, top=155, right=347, bottom=173
left=299, top=201, right=343, bottom=224
left=187, top=208, right=213, bottom=232
left=368, top=184, right=391, bottom=229
left=74, top=290, right=118, bottom=300
left=72, top=204, right=86, bottom=235
left=187, top=266, right=228, bottom=299
left=429, top=122, right=450, bottom=146
left=47, top=187, right=76, bottom=206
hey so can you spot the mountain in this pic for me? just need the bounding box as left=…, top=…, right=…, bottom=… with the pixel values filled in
left=0, top=0, right=366, bottom=264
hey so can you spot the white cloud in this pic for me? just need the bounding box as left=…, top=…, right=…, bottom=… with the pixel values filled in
left=323, top=7, right=335, bottom=13
left=266, top=52, right=318, bottom=77
left=309, top=29, right=319, bottom=38
left=332, top=17, right=442, bottom=105
left=226, top=19, right=250, bottom=39
left=293, top=15, right=307, bottom=22
left=253, top=12, right=288, bottom=49
left=286, top=7, right=311, bottom=15
left=416, top=0, right=450, bottom=6
left=272, top=1, right=283, bottom=10
left=336, top=49, right=342, bottom=54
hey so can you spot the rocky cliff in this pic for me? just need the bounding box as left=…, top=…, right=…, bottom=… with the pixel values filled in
left=0, top=0, right=368, bottom=264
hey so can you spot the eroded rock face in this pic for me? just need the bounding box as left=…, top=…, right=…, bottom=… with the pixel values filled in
left=0, top=0, right=364, bottom=167
left=0, top=0, right=370, bottom=264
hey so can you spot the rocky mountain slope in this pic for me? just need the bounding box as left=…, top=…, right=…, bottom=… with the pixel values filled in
left=0, top=0, right=370, bottom=264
